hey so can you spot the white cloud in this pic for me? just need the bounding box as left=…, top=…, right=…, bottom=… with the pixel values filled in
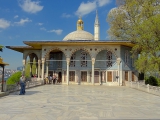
left=14, top=18, right=32, bottom=25
left=0, top=19, right=10, bottom=29
left=62, top=13, right=72, bottom=18
left=37, top=23, right=43, bottom=26
left=75, top=1, right=97, bottom=17
left=48, top=29, right=63, bottom=35
left=19, top=0, right=43, bottom=14
left=14, top=15, right=19, bottom=19
left=40, top=27, right=46, bottom=31
left=96, top=0, right=111, bottom=7
left=75, top=0, right=111, bottom=17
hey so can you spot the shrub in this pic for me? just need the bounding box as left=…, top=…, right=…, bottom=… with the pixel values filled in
left=6, top=71, right=22, bottom=85
left=145, top=76, right=159, bottom=86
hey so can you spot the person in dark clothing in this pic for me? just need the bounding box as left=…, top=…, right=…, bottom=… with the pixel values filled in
left=53, top=75, right=57, bottom=84
left=19, top=75, right=25, bottom=95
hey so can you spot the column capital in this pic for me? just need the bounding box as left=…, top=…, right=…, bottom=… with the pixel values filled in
left=116, top=58, right=121, bottom=65
left=22, top=60, right=26, bottom=65
left=92, top=58, right=95, bottom=65
left=66, top=58, right=70, bottom=64
left=38, top=60, right=41, bottom=64
left=41, top=58, right=45, bottom=64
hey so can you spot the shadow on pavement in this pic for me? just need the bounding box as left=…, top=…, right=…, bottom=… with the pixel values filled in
left=10, top=91, right=41, bottom=95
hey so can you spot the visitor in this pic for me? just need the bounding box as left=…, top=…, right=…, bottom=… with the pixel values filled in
left=45, top=77, right=49, bottom=84
left=19, top=75, right=25, bottom=95
left=53, top=75, right=57, bottom=84
left=49, top=75, right=52, bottom=84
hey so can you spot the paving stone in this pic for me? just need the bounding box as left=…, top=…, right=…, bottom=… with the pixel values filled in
left=0, top=85, right=160, bottom=119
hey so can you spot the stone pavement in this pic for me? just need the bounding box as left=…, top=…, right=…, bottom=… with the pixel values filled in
left=0, top=85, right=160, bottom=120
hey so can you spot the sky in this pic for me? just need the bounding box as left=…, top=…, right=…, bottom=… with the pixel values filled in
left=0, top=0, right=116, bottom=70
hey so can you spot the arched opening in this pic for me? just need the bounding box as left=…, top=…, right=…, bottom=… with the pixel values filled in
left=45, top=49, right=66, bottom=84
left=69, top=49, right=92, bottom=84
left=25, top=53, right=38, bottom=80
left=95, top=49, right=117, bottom=84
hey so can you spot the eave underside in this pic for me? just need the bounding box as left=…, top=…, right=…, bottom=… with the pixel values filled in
left=6, top=40, right=135, bottom=52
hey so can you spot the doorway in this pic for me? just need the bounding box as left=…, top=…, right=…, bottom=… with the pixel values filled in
left=107, top=71, right=112, bottom=82
left=58, top=72, right=62, bottom=83
left=81, top=71, right=87, bottom=82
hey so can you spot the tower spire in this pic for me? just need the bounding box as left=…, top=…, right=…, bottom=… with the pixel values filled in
left=95, top=10, right=99, bottom=25
left=94, top=10, right=100, bottom=40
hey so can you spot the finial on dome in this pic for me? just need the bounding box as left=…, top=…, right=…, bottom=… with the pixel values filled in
left=77, top=17, right=84, bottom=30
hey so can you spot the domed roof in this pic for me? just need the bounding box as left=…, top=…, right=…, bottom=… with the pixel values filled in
left=63, top=30, right=94, bottom=41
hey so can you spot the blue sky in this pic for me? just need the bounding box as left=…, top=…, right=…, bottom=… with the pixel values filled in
left=0, top=0, right=116, bottom=69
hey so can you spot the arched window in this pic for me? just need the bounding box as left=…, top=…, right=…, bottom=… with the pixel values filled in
left=125, top=50, right=129, bottom=65
left=81, top=50, right=87, bottom=67
left=106, top=51, right=112, bottom=67
left=70, top=53, right=76, bottom=67
left=57, top=53, right=62, bottom=68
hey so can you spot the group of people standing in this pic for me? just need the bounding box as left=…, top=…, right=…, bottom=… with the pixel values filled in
left=45, top=75, right=57, bottom=84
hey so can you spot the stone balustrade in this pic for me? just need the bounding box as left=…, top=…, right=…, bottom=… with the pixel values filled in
left=126, top=80, right=160, bottom=96
left=6, top=80, right=44, bottom=93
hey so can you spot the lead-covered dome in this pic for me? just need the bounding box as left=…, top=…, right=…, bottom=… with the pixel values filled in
left=63, top=17, right=94, bottom=41
left=63, top=30, right=94, bottom=41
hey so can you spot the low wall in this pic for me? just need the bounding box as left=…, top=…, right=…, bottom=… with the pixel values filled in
left=6, top=79, right=45, bottom=93
left=126, top=81, right=160, bottom=96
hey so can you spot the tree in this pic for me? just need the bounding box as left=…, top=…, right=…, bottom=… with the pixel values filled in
left=107, top=0, right=160, bottom=76
left=25, top=59, right=37, bottom=77
left=7, top=71, right=22, bottom=85
left=0, top=45, right=4, bottom=52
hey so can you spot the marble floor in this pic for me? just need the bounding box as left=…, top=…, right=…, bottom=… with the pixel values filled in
left=0, top=85, right=160, bottom=120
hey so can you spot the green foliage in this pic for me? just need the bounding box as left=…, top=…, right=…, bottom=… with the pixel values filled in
left=25, top=60, right=30, bottom=77
left=107, top=0, right=160, bottom=75
left=145, top=76, right=159, bottom=86
left=25, top=59, right=37, bottom=77
left=138, top=73, right=144, bottom=80
left=32, top=59, right=37, bottom=76
left=6, top=71, right=22, bottom=85
left=0, top=45, right=4, bottom=52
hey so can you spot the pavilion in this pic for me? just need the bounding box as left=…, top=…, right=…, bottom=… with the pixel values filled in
left=6, top=11, right=138, bottom=86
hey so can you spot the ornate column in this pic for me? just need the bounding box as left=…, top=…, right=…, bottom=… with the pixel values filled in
left=117, top=58, right=121, bottom=86
left=66, top=58, right=70, bottom=85
left=92, top=58, right=95, bottom=85
left=22, top=59, right=26, bottom=75
left=41, top=58, right=45, bottom=80
left=46, top=62, right=49, bottom=77
left=38, top=60, right=41, bottom=79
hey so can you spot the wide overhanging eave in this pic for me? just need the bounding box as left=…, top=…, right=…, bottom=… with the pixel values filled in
left=6, top=46, right=40, bottom=53
left=23, top=40, right=135, bottom=47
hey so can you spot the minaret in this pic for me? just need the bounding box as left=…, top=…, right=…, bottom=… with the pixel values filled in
left=94, top=10, right=100, bottom=40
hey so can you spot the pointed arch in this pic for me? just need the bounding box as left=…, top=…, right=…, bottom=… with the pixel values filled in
left=44, top=47, right=67, bottom=60
left=69, top=47, right=92, bottom=58
left=25, top=52, right=39, bottom=61
left=95, top=47, right=117, bottom=59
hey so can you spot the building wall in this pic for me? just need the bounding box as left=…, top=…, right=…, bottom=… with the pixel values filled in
left=95, top=50, right=117, bottom=70
left=22, top=44, right=138, bottom=84
left=120, top=46, right=135, bottom=71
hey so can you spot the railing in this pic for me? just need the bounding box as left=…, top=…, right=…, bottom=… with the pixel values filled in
left=6, top=79, right=44, bottom=93
left=126, top=80, right=160, bottom=96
